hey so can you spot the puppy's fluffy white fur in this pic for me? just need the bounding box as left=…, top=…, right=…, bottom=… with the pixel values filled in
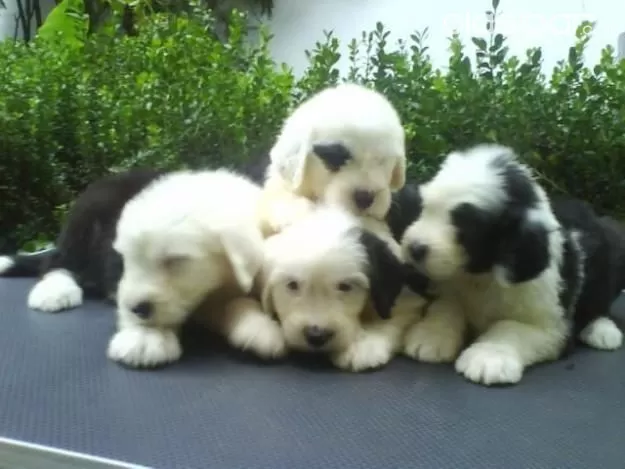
left=108, top=169, right=266, bottom=368
left=259, top=83, right=406, bottom=236
left=400, top=145, right=568, bottom=386
left=250, top=205, right=422, bottom=372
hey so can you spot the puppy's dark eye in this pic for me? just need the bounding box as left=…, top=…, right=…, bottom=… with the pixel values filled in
left=163, top=256, right=188, bottom=270
left=286, top=280, right=300, bottom=291
left=337, top=282, right=353, bottom=292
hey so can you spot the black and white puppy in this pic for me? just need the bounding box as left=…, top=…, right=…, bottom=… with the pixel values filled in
left=391, top=143, right=624, bottom=386
left=256, top=205, right=427, bottom=372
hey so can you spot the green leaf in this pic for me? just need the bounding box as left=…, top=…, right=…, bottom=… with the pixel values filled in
left=492, top=33, right=504, bottom=50
left=37, top=0, right=88, bottom=48
left=492, top=0, right=500, bottom=10
left=471, top=37, right=488, bottom=51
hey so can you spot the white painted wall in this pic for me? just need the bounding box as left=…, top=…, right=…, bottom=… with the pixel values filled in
left=0, top=0, right=55, bottom=40
left=264, top=0, right=625, bottom=76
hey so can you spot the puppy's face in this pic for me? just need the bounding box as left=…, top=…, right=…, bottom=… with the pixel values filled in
left=261, top=207, right=406, bottom=353
left=402, top=145, right=555, bottom=284
left=269, top=83, right=406, bottom=220
left=305, top=142, right=403, bottom=220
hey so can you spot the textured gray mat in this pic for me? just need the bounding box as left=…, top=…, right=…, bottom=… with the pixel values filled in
left=1, top=278, right=625, bottom=469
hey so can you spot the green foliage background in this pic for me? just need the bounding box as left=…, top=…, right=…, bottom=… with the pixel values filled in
left=1, top=0, right=624, bottom=252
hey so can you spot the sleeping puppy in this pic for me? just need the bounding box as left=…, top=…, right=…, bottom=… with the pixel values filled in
left=259, top=83, right=406, bottom=236
left=394, top=144, right=624, bottom=386
left=0, top=168, right=266, bottom=368
left=251, top=205, right=425, bottom=371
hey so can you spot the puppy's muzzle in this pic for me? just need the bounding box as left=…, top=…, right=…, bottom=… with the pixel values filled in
left=352, top=189, right=375, bottom=210
left=408, top=242, right=429, bottom=263
left=303, top=325, right=335, bottom=348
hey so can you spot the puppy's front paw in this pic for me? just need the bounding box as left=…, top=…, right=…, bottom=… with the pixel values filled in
left=579, top=317, right=623, bottom=350
left=27, top=270, right=83, bottom=313
left=229, top=313, right=287, bottom=360
left=403, top=320, right=463, bottom=363
left=332, top=333, right=393, bottom=372
left=455, top=343, right=523, bottom=386
left=107, top=327, right=182, bottom=368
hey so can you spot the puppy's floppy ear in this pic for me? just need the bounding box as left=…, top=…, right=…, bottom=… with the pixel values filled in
left=494, top=208, right=551, bottom=286
left=269, top=133, right=311, bottom=192
left=220, top=226, right=265, bottom=294
left=390, top=153, right=406, bottom=191
left=359, top=229, right=405, bottom=319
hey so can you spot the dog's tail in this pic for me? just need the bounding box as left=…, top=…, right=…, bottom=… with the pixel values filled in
left=0, top=247, right=56, bottom=277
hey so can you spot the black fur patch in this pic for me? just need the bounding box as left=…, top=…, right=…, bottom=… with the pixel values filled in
left=0, top=169, right=166, bottom=300
left=386, top=183, right=423, bottom=242
left=449, top=151, right=550, bottom=283
left=358, top=229, right=406, bottom=319
left=313, top=143, right=352, bottom=172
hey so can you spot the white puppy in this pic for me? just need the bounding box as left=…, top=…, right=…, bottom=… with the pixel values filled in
left=396, top=144, right=624, bottom=386
left=256, top=205, right=424, bottom=372
left=259, top=83, right=406, bottom=236
left=108, top=169, right=265, bottom=368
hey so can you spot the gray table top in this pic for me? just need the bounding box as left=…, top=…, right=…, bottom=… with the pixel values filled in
left=1, top=278, right=624, bottom=469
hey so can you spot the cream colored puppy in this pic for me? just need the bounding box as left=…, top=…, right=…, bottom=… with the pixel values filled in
left=250, top=205, right=425, bottom=371
left=108, top=169, right=267, bottom=368
left=259, top=83, right=407, bottom=237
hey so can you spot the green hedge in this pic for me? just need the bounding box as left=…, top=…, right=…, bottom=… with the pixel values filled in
left=1, top=0, right=624, bottom=252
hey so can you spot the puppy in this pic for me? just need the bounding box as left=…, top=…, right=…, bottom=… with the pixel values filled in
left=259, top=83, right=407, bottom=236
left=255, top=205, right=425, bottom=371
left=107, top=169, right=265, bottom=368
left=394, top=144, right=624, bottom=386
left=1, top=168, right=266, bottom=368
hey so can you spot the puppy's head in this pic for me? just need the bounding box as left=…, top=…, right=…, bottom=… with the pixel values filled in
left=401, top=144, right=558, bottom=285
left=268, top=83, right=406, bottom=220
left=113, top=169, right=264, bottom=327
left=261, top=206, right=405, bottom=353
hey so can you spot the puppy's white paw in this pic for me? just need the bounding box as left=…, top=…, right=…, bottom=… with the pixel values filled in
left=403, top=320, right=464, bottom=363
left=27, top=269, right=83, bottom=312
left=229, top=313, right=287, bottom=360
left=333, top=332, right=393, bottom=372
left=107, top=327, right=181, bottom=368
left=579, top=317, right=623, bottom=350
left=455, top=343, right=523, bottom=386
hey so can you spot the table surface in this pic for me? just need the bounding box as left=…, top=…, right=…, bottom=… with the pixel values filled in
left=1, top=278, right=624, bottom=469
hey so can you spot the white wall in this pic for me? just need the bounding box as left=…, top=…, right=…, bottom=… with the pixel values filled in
left=0, top=0, right=55, bottom=40
left=265, top=0, right=625, bottom=77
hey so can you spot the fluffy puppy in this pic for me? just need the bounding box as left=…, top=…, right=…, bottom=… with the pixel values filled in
left=255, top=205, right=425, bottom=372
left=395, top=144, right=624, bottom=386
left=107, top=169, right=265, bottom=368
left=259, top=83, right=406, bottom=236
left=0, top=168, right=266, bottom=368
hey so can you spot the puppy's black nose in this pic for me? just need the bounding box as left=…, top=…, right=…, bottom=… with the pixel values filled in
left=303, top=326, right=335, bottom=348
left=131, top=301, right=153, bottom=319
left=352, top=189, right=375, bottom=210
left=409, top=242, right=429, bottom=263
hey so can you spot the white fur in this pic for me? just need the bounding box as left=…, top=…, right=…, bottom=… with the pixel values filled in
left=108, top=169, right=265, bottom=368
left=200, top=296, right=287, bottom=360
left=401, top=144, right=569, bottom=386
left=27, top=269, right=83, bottom=312
left=107, top=326, right=181, bottom=367
left=260, top=205, right=420, bottom=372
left=579, top=317, right=623, bottom=350
left=260, top=83, right=406, bottom=235
left=0, top=256, right=14, bottom=274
